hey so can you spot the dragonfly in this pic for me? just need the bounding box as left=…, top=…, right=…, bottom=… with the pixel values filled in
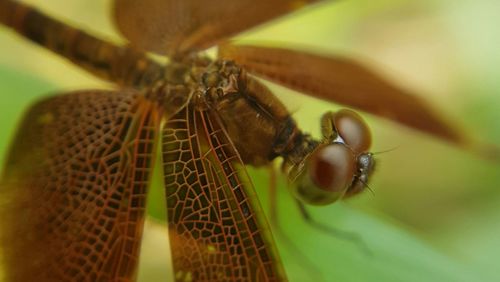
left=0, top=0, right=493, bottom=281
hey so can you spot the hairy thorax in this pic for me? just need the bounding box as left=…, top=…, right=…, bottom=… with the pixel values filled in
left=157, top=56, right=298, bottom=166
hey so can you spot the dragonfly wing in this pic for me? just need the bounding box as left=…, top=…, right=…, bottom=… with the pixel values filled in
left=0, top=90, right=161, bottom=282
left=219, top=44, right=468, bottom=147
left=113, top=0, right=325, bottom=56
left=161, top=103, right=287, bottom=281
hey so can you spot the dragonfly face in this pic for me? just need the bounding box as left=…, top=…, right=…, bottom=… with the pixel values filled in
left=284, top=110, right=375, bottom=205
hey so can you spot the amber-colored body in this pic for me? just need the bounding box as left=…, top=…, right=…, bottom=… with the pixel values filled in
left=0, top=0, right=484, bottom=281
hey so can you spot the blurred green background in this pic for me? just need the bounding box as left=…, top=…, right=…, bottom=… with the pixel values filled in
left=0, top=0, right=499, bottom=281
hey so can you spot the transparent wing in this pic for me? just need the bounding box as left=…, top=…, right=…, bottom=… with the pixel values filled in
left=0, top=90, right=161, bottom=282
left=161, top=104, right=287, bottom=281
left=113, top=0, right=324, bottom=56
left=219, top=44, right=469, bottom=147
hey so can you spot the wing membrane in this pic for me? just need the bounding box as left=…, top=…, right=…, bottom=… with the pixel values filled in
left=219, top=44, right=468, bottom=147
left=0, top=90, right=161, bottom=281
left=113, top=0, right=324, bottom=55
left=161, top=104, right=286, bottom=281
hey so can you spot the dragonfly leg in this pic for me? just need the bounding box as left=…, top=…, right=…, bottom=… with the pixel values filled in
left=295, top=200, right=373, bottom=256
left=268, top=164, right=278, bottom=226
left=267, top=165, right=324, bottom=281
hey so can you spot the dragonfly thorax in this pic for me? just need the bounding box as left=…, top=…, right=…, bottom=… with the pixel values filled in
left=183, top=59, right=295, bottom=166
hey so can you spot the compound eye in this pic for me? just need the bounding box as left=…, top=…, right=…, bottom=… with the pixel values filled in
left=334, top=109, right=371, bottom=153
left=309, top=144, right=356, bottom=194
left=290, top=144, right=356, bottom=206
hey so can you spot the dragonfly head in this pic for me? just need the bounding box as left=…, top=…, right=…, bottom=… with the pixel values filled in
left=287, top=109, right=376, bottom=205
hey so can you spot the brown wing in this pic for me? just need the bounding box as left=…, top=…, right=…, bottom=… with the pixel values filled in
left=113, top=0, right=324, bottom=56
left=161, top=103, right=287, bottom=281
left=219, top=44, right=469, bottom=147
left=0, top=90, right=160, bottom=282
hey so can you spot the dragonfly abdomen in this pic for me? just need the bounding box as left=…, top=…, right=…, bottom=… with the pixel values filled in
left=0, top=0, right=164, bottom=89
